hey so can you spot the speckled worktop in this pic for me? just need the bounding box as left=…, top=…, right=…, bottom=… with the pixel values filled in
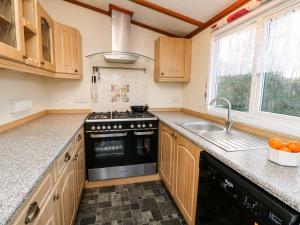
left=153, top=112, right=300, bottom=213
left=0, top=114, right=87, bottom=225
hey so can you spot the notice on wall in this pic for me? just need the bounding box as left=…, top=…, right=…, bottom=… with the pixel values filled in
left=111, top=84, right=130, bottom=102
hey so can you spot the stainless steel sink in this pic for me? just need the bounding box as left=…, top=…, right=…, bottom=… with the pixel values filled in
left=176, top=121, right=267, bottom=152
left=178, top=121, right=224, bottom=132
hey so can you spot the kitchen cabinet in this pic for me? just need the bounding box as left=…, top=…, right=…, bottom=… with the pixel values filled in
left=54, top=22, right=82, bottom=78
left=22, top=0, right=40, bottom=66
left=173, top=134, right=200, bottom=225
left=31, top=189, right=59, bottom=225
left=73, top=139, right=85, bottom=206
left=154, top=36, right=191, bottom=82
left=0, top=0, right=25, bottom=61
left=38, top=3, right=55, bottom=71
left=9, top=128, right=84, bottom=225
left=158, top=123, right=201, bottom=225
left=56, top=156, right=76, bottom=225
left=158, top=123, right=176, bottom=193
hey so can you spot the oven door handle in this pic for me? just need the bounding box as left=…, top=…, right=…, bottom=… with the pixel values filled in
left=134, top=131, right=155, bottom=136
left=90, top=133, right=127, bottom=138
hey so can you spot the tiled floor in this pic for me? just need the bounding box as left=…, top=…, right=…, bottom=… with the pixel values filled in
left=74, top=181, right=187, bottom=225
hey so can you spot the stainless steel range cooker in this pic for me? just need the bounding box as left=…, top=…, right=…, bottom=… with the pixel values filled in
left=84, top=111, right=158, bottom=181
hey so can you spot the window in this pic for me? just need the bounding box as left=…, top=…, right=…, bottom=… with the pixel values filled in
left=209, top=2, right=300, bottom=136
left=212, top=26, right=256, bottom=112
left=259, top=9, right=300, bottom=117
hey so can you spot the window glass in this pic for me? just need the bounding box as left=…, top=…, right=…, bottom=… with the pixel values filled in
left=212, top=26, right=256, bottom=112
left=259, top=9, right=300, bottom=117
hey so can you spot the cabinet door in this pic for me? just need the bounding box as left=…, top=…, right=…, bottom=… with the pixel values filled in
left=158, top=124, right=175, bottom=193
left=22, top=0, right=40, bottom=66
left=160, top=37, right=186, bottom=78
left=0, top=0, right=25, bottom=61
left=54, top=22, right=81, bottom=75
left=73, top=140, right=85, bottom=206
left=32, top=189, right=59, bottom=225
left=173, top=135, right=200, bottom=225
left=38, top=3, right=55, bottom=71
left=56, top=159, right=76, bottom=225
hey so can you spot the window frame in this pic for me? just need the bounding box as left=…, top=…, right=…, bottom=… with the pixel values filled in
left=207, top=0, right=300, bottom=137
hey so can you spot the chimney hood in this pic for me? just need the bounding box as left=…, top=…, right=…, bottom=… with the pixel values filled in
left=86, top=6, right=154, bottom=67
left=103, top=8, right=138, bottom=64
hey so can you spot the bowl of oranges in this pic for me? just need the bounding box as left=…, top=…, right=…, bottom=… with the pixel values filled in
left=268, top=138, right=300, bottom=167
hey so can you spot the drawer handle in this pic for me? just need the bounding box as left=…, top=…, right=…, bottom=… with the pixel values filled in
left=25, top=202, right=40, bottom=224
left=64, top=152, right=71, bottom=162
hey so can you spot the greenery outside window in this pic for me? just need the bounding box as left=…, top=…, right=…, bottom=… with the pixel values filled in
left=208, top=1, right=300, bottom=137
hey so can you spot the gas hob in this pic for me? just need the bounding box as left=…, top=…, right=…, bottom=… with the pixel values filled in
left=85, top=111, right=157, bottom=122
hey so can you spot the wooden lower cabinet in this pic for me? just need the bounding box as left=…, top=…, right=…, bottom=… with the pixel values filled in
left=159, top=124, right=175, bottom=193
left=158, top=123, right=201, bottom=225
left=56, top=159, right=77, bottom=225
left=10, top=128, right=85, bottom=225
left=32, top=189, right=59, bottom=225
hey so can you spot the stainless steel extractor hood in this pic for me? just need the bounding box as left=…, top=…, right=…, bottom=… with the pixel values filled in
left=103, top=9, right=139, bottom=64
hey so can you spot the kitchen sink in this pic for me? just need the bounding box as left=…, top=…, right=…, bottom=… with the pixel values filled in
left=178, top=121, right=224, bottom=132
left=176, top=121, right=267, bottom=151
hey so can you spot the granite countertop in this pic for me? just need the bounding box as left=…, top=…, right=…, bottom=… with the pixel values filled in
left=153, top=112, right=300, bottom=213
left=0, top=114, right=87, bottom=225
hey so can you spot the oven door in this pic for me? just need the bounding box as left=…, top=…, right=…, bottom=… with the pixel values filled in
left=132, top=129, right=158, bottom=164
left=87, top=131, right=131, bottom=168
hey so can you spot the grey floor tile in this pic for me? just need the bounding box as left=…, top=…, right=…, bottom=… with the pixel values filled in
left=74, top=181, right=186, bottom=225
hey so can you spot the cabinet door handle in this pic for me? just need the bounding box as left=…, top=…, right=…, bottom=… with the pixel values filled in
left=73, top=154, right=78, bottom=162
left=77, top=133, right=82, bottom=142
left=25, top=202, right=40, bottom=224
left=23, top=55, right=28, bottom=60
left=64, top=152, right=71, bottom=162
left=41, top=61, right=45, bottom=65
left=161, top=72, right=164, bottom=76
left=75, top=69, right=78, bottom=73
left=53, top=194, right=60, bottom=201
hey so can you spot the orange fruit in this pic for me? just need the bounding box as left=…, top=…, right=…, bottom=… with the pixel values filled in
left=278, top=147, right=292, bottom=152
left=269, top=138, right=284, bottom=150
left=287, top=141, right=300, bottom=153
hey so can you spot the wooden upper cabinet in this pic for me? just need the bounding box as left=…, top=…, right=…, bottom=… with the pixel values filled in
left=0, top=0, right=25, bottom=61
left=54, top=22, right=82, bottom=77
left=159, top=123, right=176, bottom=194
left=154, top=36, right=191, bottom=82
left=173, top=135, right=200, bottom=225
left=38, top=3, right=55, bottom=71
left=22, top=0, right=40, bottom=66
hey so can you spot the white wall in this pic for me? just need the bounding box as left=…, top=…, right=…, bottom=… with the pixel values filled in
left=0, top=72, right=47, bottom=125
left=40, top=0, right=183, bottom=111
left=182, top=28, right=212, bottom=112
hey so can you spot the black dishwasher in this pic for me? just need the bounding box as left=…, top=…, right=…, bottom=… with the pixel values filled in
left=196, top=152, right=300, bottom=225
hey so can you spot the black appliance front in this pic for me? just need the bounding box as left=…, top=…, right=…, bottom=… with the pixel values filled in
left=85, top=128, right=158, bottom=181
left=196, top=152, right=300, bottom=225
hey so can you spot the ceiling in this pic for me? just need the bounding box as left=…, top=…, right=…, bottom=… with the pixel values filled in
left=66, top=0, right=246, bottom=38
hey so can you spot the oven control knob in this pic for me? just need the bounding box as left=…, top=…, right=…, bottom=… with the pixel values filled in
left=118, top=125, right=122, bottom=129
left=149, top=123, right=153, bottom=128
left=113, top=125, right=118, bottom=129
left=137, top=124, right=141, bottom=128
left=91, top=126, right=96, bottom=130
left=142, top=124, right=146, bottom=128
left=102, top=125, right=106, bottom=130
left=130, top=124, right=135, bottom=128
left=107, top=125, right=111, bottom=129
left=97, top=126, right=101, bottom=130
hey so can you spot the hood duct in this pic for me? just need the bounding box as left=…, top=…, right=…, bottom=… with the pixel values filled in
left=103, top=9, right=139, bottom=64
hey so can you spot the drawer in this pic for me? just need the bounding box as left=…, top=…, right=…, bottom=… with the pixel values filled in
left=56, top=141, right=75, bottom=177
left=10, top=168, right=55, bottom=225
left=74, top=127, right=84, bottom=147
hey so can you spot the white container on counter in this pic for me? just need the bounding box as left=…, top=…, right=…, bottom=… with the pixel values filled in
left=268, top=147, right=300, bottom=167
